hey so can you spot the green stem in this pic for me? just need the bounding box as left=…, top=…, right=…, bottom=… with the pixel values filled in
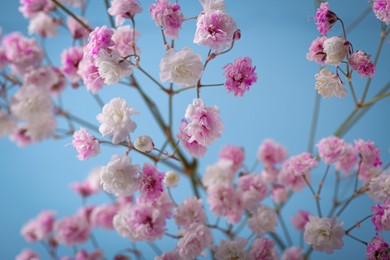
left=104, top=0, right=115, bottom=28
left=307, top=91, right=321, bottom=153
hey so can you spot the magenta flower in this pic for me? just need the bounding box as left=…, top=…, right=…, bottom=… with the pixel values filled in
left=16, top=249, right=40, bottom=260
left=366, top=235, right=390, bottom=260
left=306, top=36, right=327, bottom=65
left=108, top=0, right=142, bottom=26
left=372, top=0, right=390, bottom=25
left=223, top=57, right=257, bottom=97
left=349, top=50, right=376, bottom=78
left=61, top=47, right=83, bottom=83
left=21, top=210, right=56, bottom=242
left=139, top=163, right=165, bottom=203
left=176, top=119, right=207, bottom=158
left=85, top=26, right=114, bottom=56
left=291, top=210, right=310, bottom=232
left=354, top=139, right=382, bottom=167
left=19, top=0, right=55, bottom=18
left=72, top=128, right=101, bottom=160
left=150, top=0, right=184, bottom=39
left=237, top=174, right=268, bottom=210
left=90, top=204, right=118, bottom=230
left=54, top=214, right=90, bottom=246
left=174, top=197, right=206, bottom=228
left=317, top=136, right=349, bottom=165
left=67, top=16, right=89, bottom=40
left=372, top=201, right=390, bottom=232
left=314, top=2, right=338, bottom=35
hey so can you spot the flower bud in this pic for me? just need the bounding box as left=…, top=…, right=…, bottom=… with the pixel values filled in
left=164, top=171, right=180, bottom=188
left=134, top=135, right=154, bottom=153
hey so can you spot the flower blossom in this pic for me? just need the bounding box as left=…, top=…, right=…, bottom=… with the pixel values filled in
left=291, top=210, right=310, bottom=232
left=272, top=185, right=289, bottom=203
left=176, top=119, right=207, bottom=158
left=174, top=197, right=206, bottom=228
left=72, top=128, right=100, bottom=160
left=84, top=26, right=114, bottom=57
left=202, top=159, right=234, bottom=188
left=90, top=204, right=118, bottom=229
left=223, top=57, right=257, bottom=97
left=61, top=47, right=84, bottom=83
left=108, top=0, right=142, bottom=26
left=96, top=97, right=138, bottom=144
left=16, top=249, right=40, bottom=260
left=315, top=68, right=346, bottom=98
left=0, top=111, right=18, bottom=138
left=366, top=235, right=390, bottom=260
left=218, top=145, right=245, bottom=172
left=134, top=135, right=154, bottom=153
left=334, top=144, right=358, bottom=175
left=163, top=171, right=180, bottom=188
left=314, top=2, right=338, bottom=35
left=55, top=214, right=90, bottom=246
left=21, top=210, right=56, bottom=242
left=354, top=139, right=382, bottom=167
left=306, top=36, right=327, bottom=65
left=282, top=247, right=304, bottom=260
left=28, top=12, right=58, bottom=37
left=100, top=154, right=140, bottom=196
left=250, top=238, right=278, bottom=260
left=177, top=223, right=212, bottom=259
left=317, top=136, right=349, bottom=165
left=70, top=168, right=102, bottom=198
left=150, top=0, right=184, bottom=39
left=349, top=50, right=376, bottom=78
left=237, top=174, right=268, bottom=210
left=369, top=173, right=390, bottom=202
left=95, top=50, right=133, bottom=85
left=160, top=47, right=203, bottom=88
left=372, top=0, right=390, bottom=25
left=304, top=216, right=344, bottom=254
left=248, top=205, right=278, bottom=236
left=139, top=163, right=165, bottom=203
left=112, top=25, right=140, bottom=57
left=215, top=238, right=250, bottom=260
left=67, top=16, right=90, bottom=40
left=372, top=201, right=390, bottom=232
left=257, top=139, right=288, bottom=167
left=200, top=0, right=226, bottom=12
left=19, top=0, right=55, bottom=18
left=323, top=36, right=349, bottom=66
left=77, top=57, right=104, bottom=93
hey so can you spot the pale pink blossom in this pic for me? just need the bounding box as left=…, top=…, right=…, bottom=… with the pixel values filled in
left=9, top=127, right=32, bottom=147
left=78, top=57, right=104, bottom=93
left=0, top=110, right=18, bottom=137
left=85, top=26, right=114, bottom=57
left=334, top=144, right=358, bottom=174
left=61, top=47, right=84, bottom=83
left=90, top=204, right=118, bottom=229
left=272, top=185, right=289, bottom=203
left=145, top=192, right=175, bottom=219
left=174, top=197, right=206, bottom=228
left=354, top=139, right=382, bottom=167
left=250, top=238, right=278, bottom=260
left=23, top=66, right=58, bottom=91
left=304, top=216, right=344, bottom=254
left=16, top=249, right=40, bottom=260
left=315, top=68, right=347, bottom=98
left=306, top=36, right=327, bottom=65
left=176, top=119, right=207, bottom=158
left=314, top=2, right=338, bottom=35
left=372, top=0, right=390, bottom=25
left=72, top=128, right=100, bottom=160
left=208, top=184, right=243, bottom=223
left=257, top=139, right=288, bottom=167
left=200, top=0, right=226, bottom=12
left=150, top=0, right=184, bottom=39
left=134, top=135, right=154, bottom=153
left=67, top=16, right=89, bottom=39
left=349, top=50, right=376, bottom=78
left=19, top=0, right=55, bottom=18
left=139, top=163, right=165, bottom=202
left=177, top=223, right=212, bottom=259
left=281, top=247, right=304, bottom=260
left=215, top=238, right=250, bottom=260
left=100, top=154, right=140, bottom=196
left=184, top=98, right=224, bottom=146
left=237, top=174, right=268, bottom=210
left=202, top=159, right=234, bottom=188
left=112, top=25, right=140, bottom=57
left=366, top=235, right=390, bottom=260
left=223, top=57, right=257, bottom=97
left=261, top=167, right=280, bottom=184
left=28, top=12, right=58, bottom=37
left=155, top=251, right=180, bottom=260
left=317, top=136, right=349, bottom=164
left=96, top=97, right=138, bottom=144
left=21, top=210, right=56, bottom=242
left=74, top=249, right=103, bottom=260
left=23, top=115, right=56, bottom=143
left=359, top=163, right=381, bottom=182
left=372, top=201, right=390, bottom=232
left=248, top=205, right=278, bottom=236
left=323, top=36, right=349, bottom=66
left=194, top=10, right=237, bottom=50
left=369, top=173, right=390, bottom=202
left=108, top=0, right=142, bottom=26
left=95, top=50, right=132, bottom=85
left=163, top=171, right=180, bottom=188
left=55, top=214, right=90, bottom=246
left=70, top=181, right=97, bottom=197
left=291, top=210, right=310, bottom=232
left=160, top=47, right=203, bottom=88
left=218, top=145, right=244, bottom=172
left=113, top=211, right=133, bottom=239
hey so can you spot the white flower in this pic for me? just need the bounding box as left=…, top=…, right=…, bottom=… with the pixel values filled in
left=323, top=36, right=349, bottom=66
left=160, top=47, right=203, bottom=88
left=0, top=111, right=18, bottom=137
left=24, top=115, right=57, bottom=142
left=215, top=238, right=250, bottom=260
left=11, top=88, right=53, bottom=121
left=96, top=97, right=138, bottom=144
left=248, top=205, right=278, bottom=236
left=304, top=216, right=344, bottom=254
left=134, top=135, right=154, bottom=153
left=369, top=173, right=390, bottom=202
left=95, top=50, right=132, bottom=85
left=164, top=171, right=180, bottom=188
left=315, top=68, right=347, bottom=98
left=28, top=12, right=58, bottom=37
left=100, top=154, right=140, bottom=196
left=199, top=0, right=226, bottom=12
left=113, top=211, right=136, bottom=240
left=202, top=159, right=234, bottom=188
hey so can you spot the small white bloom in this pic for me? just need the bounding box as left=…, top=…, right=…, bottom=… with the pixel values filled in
left=199, top=0, right=226, bottom=12
left=369, top=173, right=390, bottom=202
left=304, top=216, right=344, bottom=254
left=100, top=154, right=140, bottom=196
left=0, top=111, right=18, bottom=137
left=24, top=115, right=57, bottom=142
left=202, top=159, right=234, bottom=188
left=96, top=97, right=138, bottom=144
left=95, top=50, right=133, bottom=85
left=28, top=12, right=58, bottom=37
left=323, top=36, right=349, bottom=66
left=164, top=171, right=180, bottom=188
left=215, top=238, right=250, bottom=260
left=248, top=205, right=278, bottom=236
left=315, top=68, right=346, bottom=98
left=160, top=47, right=203, bottom=88
left=134, top=135, right=154, bottom=153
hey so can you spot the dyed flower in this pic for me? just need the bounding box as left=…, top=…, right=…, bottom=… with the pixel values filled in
left=304, top=216, right=344, bottom=254
left=55, top=214, right=90, bottom=246
left=134, top=135, right=154, bottom=153
left=96, top=97, right=138, bottom=144
left=0, top=111, right=18, bottom=138
left=315, top=68, right=346, bottom=98
left=349, top=50, right=376, bottom=78
left=369, top=173, right=390, bottom=202
left=24, top=115, right=57, bottom=143
left=218, top=145, right=244, bottom=172
left=150, top=0, right=184, bottom=39
left=72, top=128, right=100, bottom=160
left=261, top=167, right=280, bottom=184
left=100, top=154, right=140, bottom=196
left=160, top=47, right=203, bottom=88
left=372, top=0, right=390, bottom=25
left=281, top=247, right=304, bottom=260
left=248, top=205, right=278, bottom=236
left=184, top=98, right=224, bottom=146
left=314, top=2, right=338, bottom=35
left=74, top=249, right=103, bottom=260
left=372, top=201, right=390, bottom=231
left=366, top=235, right=390, bottom=260
left=0, top=48, right=7, bottom=69
left=174, top=197, right=206, bottom=228
left=257, top=139, right=288, bottom=167
left=208, top=184, right=243, bottom=223
left=61, top=47, right=83, bottom=83
left=215, top=238, right=250, bottom=260
left=306, top=36, right=327, bottom=65
left=19, top=0, right=55, bottom=18
left=90, top=204, right=118, bottom=229
left=155, top=251, right=180, bottom=260
left=67, top=16, right=89, bottom=39
left=163, top=171, right=180, bottom=188
left=85, top=26, right=114, bottom=57
left=202, top=159, right=234, bottom=188
left=200, top=0, right=226, bottom=12
left=291, top=210, right=310, bottom=232
left=146, top=192, right=175, bottom=219
left=272, top=185, right=289, bottom=203
left=112, top=25, right=140, bottom=57
left=139, top=163, right=165, bottom=202
left=223, top=57, right=257, bottom=96
left=237, top=174, right=268, bottom=210
left=78, top=57, right=104, bottom=93
left=108, top=0, right=142, bottom=26
left=334, top=144, right=358, bottom=175
left=354, top=139, right=382, bottom=167
left=16, top=249, right=40, bottom=260
left=177, top=223, right=212, bottom=259
left=250, top=238, right=278, bottom=260
left=323, top=36, right=349, bottom=66
left=176, top=119, right=207, bottom=158
left=317, top=136, right=349, bottom=165
left=194, top=10, right=237, bottom=50
left=95, top=50, right=133, bottom=85
left=28, top=12, right=58, bottom=37
left=21, top=210, right=56, bottom=242
left=9, top=127, right=32, bottom=147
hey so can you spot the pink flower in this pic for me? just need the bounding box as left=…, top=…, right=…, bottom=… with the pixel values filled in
left=112, top=25, right=140, bottom=57
left=174, top=197, right=206, bottom=228
left=144, top=192, right=175, bottom=219
left=67, top=16, right=90, bottom=40
left=272, top=185, right=289, bottom=203
left=202, top=159, right=234, bottom=188
left=261, top=167, right=280, bottom=184
left=250, top=238, right=278, bottom=260
left=282, top=247, right=304, bottom=260
left=0, top=48, right=7, bottom=69
left=369, top=173, right=390, bottom=202
left=372, top=0, right=390, bottom=25
left=155, top=251, right=180, bottom=260
left=315, top=68, right=347, bottom=98
left=349, top=50, right=376, bottom=78
left=21, top=210, right=56, bottom=242
left=215, top=238, right=250, bottom=260
left=72, top=128, right=101, bottom=160
left=90, top=204, right=118, bottom=229
left=194, top=10, right=237, bottom=50
left=19, top=0, right=55, bottom=18
left=0, top=110, right=18, bottom=137
left=150, top=0, right=184, bottom=39
left=10, top=127, right=32, bottom=147
left=248, top=205, right=278, bottom=236
left=354, top=139, right=382, bottom=167
left=184, top=98, right=224, bottom=146
left=304, top=216, right=344, bottom=254
left=257, top=139, right=288, bottom=167
left=55, top=214, right=90, bottom=246
left=177, top=223, right=212, bottom=259
left=85, top=26, right=114, bottom=57
left=16, top=249, right=40, bottom=260
left=75, top=249, right=103, bottom=260
left=366, top=235, right=390, bottom=260
left=306, top=36, right=327, bottom=65
left=108, top=0, right=142, bottom=26
left=28, top=12, right=58, bottom=37
left=237, top=174, right=268, bottom=210
left=218, top=145, right=245, bottom=172
left=372, top=201, right=390, bottom=231
left=317, top=136, right=349, bottom=165
left=314, top=2, right=338, bottom=35
left=334, top=144, right=358, bottom=175
left=207, top=184, right=243, bottom=223
left=61, top=47, right=83, bottom=83
left=139, top=163, right=165, bottom=202
left=176, top=119, right=207, bottom=158
left=291, top=210, right=310, bottom=232
left=223, top=57, right=257, bottom=97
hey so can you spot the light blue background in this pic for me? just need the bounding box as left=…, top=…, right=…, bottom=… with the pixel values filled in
left=0, top=0, right=389, bottom=259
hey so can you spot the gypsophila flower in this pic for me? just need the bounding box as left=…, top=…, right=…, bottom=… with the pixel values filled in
left=218, top=145, right=245, bottom=172
left=200, top=0, right=226, bottom=12
left=96, top=97, right=138, bottom=144
left=372, top=201, right=390, bottom=232
left=323, top=36, right=349, bottom=66
left=112, top=25, right=140, bottom=57
left=366, top=235, right=390, bottom=260
left=208, top=184, right=243, bottom=223
left=74, top=249, right=103, bottom=260
left=16, top=249, right=40, bottom=260
left=28, top=12, right=58, bottom=37
left=176, top=119, right=207, bottom=158
left=372, top=0, right=390, bottom=25
left=21, top=210, right=56, bottom=242
left=139, top=163, right=165, bottom=202
left=349, top=50, right=376, bottom=78
left=134, top=135, right=154, bottom=153
left=237, top=174, right=268, bottom=210
left=90, top=204, right=118, bottom=230
left=291, top=210, right=310, bottom=232
left=155, top=251, right=180, bottom=260
left=61, top=47, right=83, bottom=83
left=334, top=144, right=358, bottom=175
left=78, top=57, right=104, bottom=93
left=272, top=185, right=289, bottom=203
left=250, top=238, right=278, bottom=260
left=160, top=47, right=203, bottom=88
left=315, top=68, right=346, bottom=98
left=19, top=0, right=55, bottom=18
left=306, top=36, right=327, bottom=65
left=177, top=223, right=212, bottom=259
left=95, top=50, right=133, bottom=85
left=55, top=214, right=90, bottom=246
left=146, top=192, right=175, bottom=219
left=369, top=173, right=390, bottom=202
left=108, top=0, right=142, bottom=26
left=215, top=238, right=250, bottom=260
left=100, top=154, right=140, bottom=196
left=261, top=167, right=280, bottom=184
left=304, top=216, right=344, bottom=254
left=174, top=197, right=206, bottom=228
left=257, top=139, right=288, bottom=167
left=72, top=128, right=100, bottom=160
left=202, top=159, right=234, bottom=188
left=163, top=170, right=180, bottom=188
left=0, top=111, right=18, bottom=138
left=223, top=57, right=257, bottom=97
left=150, top=0, right=184, bottom=39
left=317, top=136, right=349, bottom=165
left=314, top=2, right=338, bottom=35
left=354, top=139, right=382, bottom=167
left=248, top=205, right=278, bottom=236
left=67, top=16, right=89, bottom=39
left=85, top=26, right=114, bottom=57
left=282, top=247, right=304, bottom=260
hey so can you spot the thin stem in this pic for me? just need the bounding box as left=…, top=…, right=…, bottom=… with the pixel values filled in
left=165, top=232, right=180, bottom=239
left=345, top=214, right=373, bottom=234
left=338, top=18, right=347, bottom=39
left=346, top=233, right=368, bottom=245
left=160, top=27, right=168, bottom=48
left=168, top=83, right=173, bottom=128
left=303, top=175, right=322, bottom=217
left=174, top=83, right=224, bottom=94
left=90, top=232, right=100, bottom=249
left=268, top=232, right=286, bottom=251
left=51, top=0, right=92, bottom=31
left=361, top=91, right=390, bottom=107
left=104, top=0, right=115, bottom=28
left=333, top=108, right=359, bottom=137
left=307, top=91, right=321, bottom=153
left=147, top=242, right=162, bottom=255
left=277, top=210, right=293, bottom=247
left=91, top=93, right=105, bottom=108
left=132, top=63, right=168, bottom=93
left=345, top=7, right=371, bottom=35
